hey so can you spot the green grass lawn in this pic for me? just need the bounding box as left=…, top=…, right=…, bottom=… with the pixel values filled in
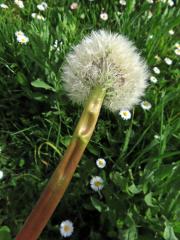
left=0, top=0, right=180, bottom=239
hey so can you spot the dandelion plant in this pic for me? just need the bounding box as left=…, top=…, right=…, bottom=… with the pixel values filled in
left=16, top=30, right=149, bottom=240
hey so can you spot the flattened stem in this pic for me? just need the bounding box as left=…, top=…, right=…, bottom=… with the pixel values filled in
left=16, top=86, right=106, bottom=240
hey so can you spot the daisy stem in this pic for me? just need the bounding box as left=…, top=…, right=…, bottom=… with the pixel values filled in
left=16, top=85, right=106, bottom=240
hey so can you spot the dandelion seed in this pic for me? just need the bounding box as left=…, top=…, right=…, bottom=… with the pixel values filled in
left=168, top=0, right=174, bottom=6
left=169, top=29, right=174, bottom=35
left=60, top=220, right=74, bottom=238
left=70, top=2, right=78, bottom=10
left=37, top=2, right=48, bottom=11
left=62, top=30, right=149, bottom=112
left=141, top=101, right=152, bottom=110
left=0, top=3, right=9, bottom=8
left=153, top=67, right=160, bottom=74
left=90, top=176, right=104, bottom=191
left=14, top=0, right=24, bottom=8
left=150, top=76, right=157, bottom=83
left=175, top=49, right=180, bottom=56
left=96, top=158, right=106, bottom=168
left=0, top=170, right=3, bottom=180
left=119, top=110, right=131, bottom=120
left=100, top=12, right=108, bottom=21
left=119, top=0, right=126, bottom=5
left=164, top=57, right=172, bottom=65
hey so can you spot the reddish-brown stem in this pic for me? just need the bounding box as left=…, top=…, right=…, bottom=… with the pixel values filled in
left=16, top=86, right=106, bottom=240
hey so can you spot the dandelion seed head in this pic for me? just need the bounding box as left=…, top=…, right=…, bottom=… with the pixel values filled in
left=62, top=30, right=149, bottom=112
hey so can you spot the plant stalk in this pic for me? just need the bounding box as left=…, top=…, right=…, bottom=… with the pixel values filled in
left=16, top=86, right=106, bottom=240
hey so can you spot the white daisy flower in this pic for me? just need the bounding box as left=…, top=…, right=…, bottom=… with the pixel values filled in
left=60, top=220, right=74, bottom=238
left=150, top=76, right=157, bottom=83
left=0, top=170, right=4, bottom=180
left=146, top=0, right=153, bottom=3
left=140, top=101, right=152, bottom=110
left=168, top=0, right=174, bottom=6
left=96, top=158, right=106, bottom=168
left=119, top=109, right=131, bottom=120
left=153, top=67, right=160, bottom=74
left=70, top=2, right=78, bottom=10
left=15, top=31, right=25, bottom=37
left=17, top=35, right=29, bottom=44
left=147, top=11, right=153, bottom=19
left=154, top=55, right=161, bottom=62
left=36, top=14, right=45, bottom=20
left=37, top=2, right=48, bottom=11
left=175, top=49, right=180, bottom=56
left=100, top=12, right=108, bottom=21
left=14, top=0, right=24, bottom=9
left=90, top=176, right=104, bottom=192
left=149, top=35, right=153, bottom=39
left=0, top=3, right=9, bottom=8
left=154, top=134, right=160, bottom=139
left=119, top=0, right=126, bottom=5
left=169, top=29, right=174, bottom=35
left=164, top=57, right=172, bottom=65
left=175, top=43, right=180, bottom=49
left=31, top=13, right=37, bottom=18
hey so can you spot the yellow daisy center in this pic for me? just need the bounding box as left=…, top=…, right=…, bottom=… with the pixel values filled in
left=98, top=160, right=104, bottom=165
left=21, top=37, right=27, bottom=43
left=123, top=111, right=128, bottom=116
left=64, top=225, right=71, bottom=232
left=143, top=101, right=149, bottom=106
left=95, top=181, right=102, bottom=187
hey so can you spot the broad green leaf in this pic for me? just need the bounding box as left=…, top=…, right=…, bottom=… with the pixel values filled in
left=144, top=192, right=155, bottom=207
left=110, top=171, right=128, bottom=192
left=90, top=197, right=107, bottom=213
left=128, top=183, right=141, bottom=195
left=0, top=226, right=12, bottom=240
left=163, top=222, right=178, bottom=240
left=31, top=79, right=55, bottom=91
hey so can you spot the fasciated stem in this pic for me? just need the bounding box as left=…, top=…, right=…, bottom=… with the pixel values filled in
left=16, top=86, right=106, bottom=240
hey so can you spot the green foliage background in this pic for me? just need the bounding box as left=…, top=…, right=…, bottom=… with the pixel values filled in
left=0, top=0, right=180, bottom=239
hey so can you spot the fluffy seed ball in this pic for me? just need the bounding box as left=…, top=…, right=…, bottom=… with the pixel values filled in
left=62, top=30, right=149, bottom=112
